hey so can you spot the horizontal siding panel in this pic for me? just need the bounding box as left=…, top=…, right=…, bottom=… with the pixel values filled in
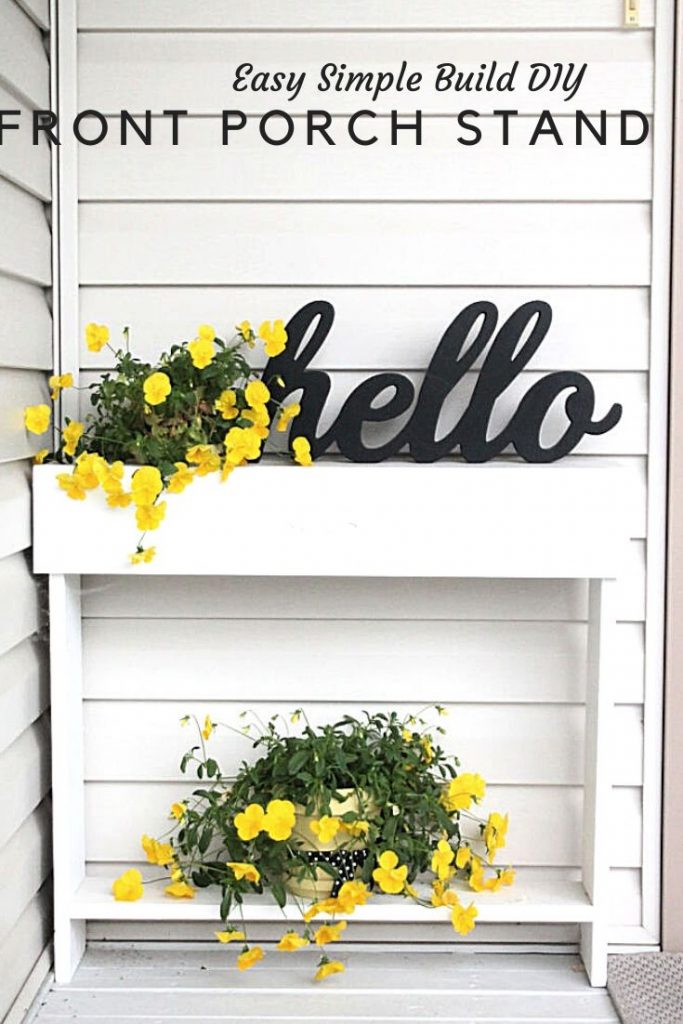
left=0, top=0, right=49, bottom=108
left=79, top=115, right=652, bottom=203
left=0, top=87, right=51, bottom=200
left=0, top=177, right=51, bottom=285
left=0, top=714, right=50, bottom=849
left=82, top=617, right=644, bottom=705
left=79, top=31, right=653, bottom=115
left=0, top=637, right=48, bottom=753
left=79, top=203, right=651, bottom=286
left=0, top=369, right=51, bottom=462
left=79, top=286, right=650, bottom=373
left=0, top=800, right=51, bottom=946
left=83, top=700, right=643, bottom=786
left=0, top=274, right=52, bottom=369
left=0, top=553, right=41, bottom=658
left=84, top=783, right=641, bottom=869
left=0, top=461, right=31, bottom=558
left=0, top=884, right=51, bottom=1023
left=14, top=0, right=49, bottom=30
left=76, top=0, right=656, bottom=30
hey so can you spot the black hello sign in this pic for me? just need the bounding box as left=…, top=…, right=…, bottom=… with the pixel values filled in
left=264, top=299, right=622, bottom=463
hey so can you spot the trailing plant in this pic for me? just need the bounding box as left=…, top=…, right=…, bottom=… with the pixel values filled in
left=112, top=708, right=514, bottom=981
left=24, top=319, right=310, bottom=562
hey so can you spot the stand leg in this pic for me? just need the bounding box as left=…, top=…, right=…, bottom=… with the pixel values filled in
left=580, top=578, right=616, bottom=987
left=50, top=574, right=86, bottom=983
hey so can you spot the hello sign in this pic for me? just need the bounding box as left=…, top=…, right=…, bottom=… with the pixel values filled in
left=264, top=299, right=622, bottom=463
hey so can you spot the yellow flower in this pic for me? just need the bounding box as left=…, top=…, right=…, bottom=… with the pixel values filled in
left=109, top=491, right=132, bottom=509
left=451, top=902, right=478, bottom=936
left=167, top=462, right=194, bottom=494
left=483, top=812, right=509, bottom=863
left=112, top=868, right=143, bottom=902
left=61, top=420, right=84, bottom=456
left=49, top=373, right=73, bottom=401
left=143, top=371, right=172, bottom=406
left=85, top=322, right=109, bottom=352
left=402, top=728, right=413, bottom=743
left=94, top=458, right=124, bottom=493
left=372, top=851, right=408, bottom=895
left=315, top=959, right=345, bottom=981
left=498, top=867, right=516, bottom=887
left=468, top=856, right=486, bottom=893
left=262, top=799, right=296, bottom=841
left=33, top=448, right=49, bottom=464
left=234, top=804, right=265, bottom=841
left=74, top=452, right=105, bottom=489
left=455, top=846, right=472, bottom=870
left=202, top=714, right=214, bottom=741
left=258, top=319, right=288, bottom=357
left=225, top=425, right=262, bottom=465
left=131, top=465, right=163, bottom=505
left=165, top=881, right=195, bottom=899
left=186, top=444, right=221, bottom=476
left=57, top=472, right=86, bottom=501
left=135, top=501, right=166, bottom=532
left=442, top=773, right=487, bottom=813
left=341, top=819, right=369, bottom=838
left=314, top=921, right=347, bottom=946
left=130, top=545, right=156, bottom=564
left=141, top=834, right=174, bottom=866
left=292, top=436, right=312, bottom=466
left=245, top=379, right=271, bottom=408
left=215, top=930, right=245, bottom=943
left=309, top=816, right=341, bottom=844
left=227, top=862, right=261, bottom=884
left=237, top=946, right=264, bottom=971
left=276, top=403, right=301, bottom=432
left=431, top=839, right=455, bottom=882
left=24, top=404, right=51, bottom=435
left=188, top=336, right=215, bottom=369
left=277, top=931, right=309, bottom=952
left=241, top=404, right=270, bottom=440
left=170, top=802, right=186, bottom=820
left=237, top=320, right=254, bottom=345
left=214, top=389, right=239, bottom=421
left=431, top=879, right=460, bottom=908
left=198, top=324, right=216, bottom=343
left=335, top=880, right=370, bottom=913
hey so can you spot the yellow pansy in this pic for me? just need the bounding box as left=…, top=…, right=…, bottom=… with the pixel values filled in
left=24, top=404, right=51, bottom=435
left=237, top=946, right=264, bottom=971
left=214, top=389, right=239, bottom=421
left=198, top=324, right=216, bottom=343
left=245, top=379, right=271, bottom=408
left=304, top=899, right=337, bottom=923
left=112, top=868, right=144, bottom=902
left=372, top=850, right=408, bottom=895
left=49, top=373, right=73, bottom=401
left=135, top=501, right=166, bottom=532
left=498, top=867, right=515, bottom=887
left=455, top=846, right=472, bottom=870
left=202, top=714, right=214, bottom=741
left=334, top=880, right=370, bottom=913
left=421, top=736, right=435, bottom=763
left=143, top=371, right=172, bottom=406
left=57, top=472, right=86, bottom=501
left=237, top=320, right=254, bottom=345
left=315, top=959, right=345, bottom=981
left=85, top=322, right=110, bottom=352
left=109, top=491, right=133, bottom=509
left=314, top=920, right=347, bottom=946
left=483, top=812, right=509, bottom=863
left=61, top=420, right=84, bottom=456
left=167, top=462, right=194, bottom=494
left=130, top=545, right=156, bottom=565
left=131, top=465, right=163, bottom=505
left=309, top=816, right=341, bottom=844
left=277, top=931, right=309, bottom=952
left=186, top=443, right=221, bottom=476
left=241, top=404, right=270, bottom=440
left=341, top=819, right=369, bottom=838
left=292, top=436, right=312, bottom=466
left=215, top=930, right=246, bottom=943
left=262, top=799, right=296, bottom=841
left=33, top=448, right=49, bottom=464
left=258, top=319, right=288, bottom=357
left=224, top=425, right=262, bottom=465
left=451, top=902, right=478, bottom=936
left=141, top=834, right=174, bottom=866
left=170, top=802, right=186, bottom=820
left=431, top=879, right=460, bottom=908
left=165, top=881, right=195, bottom=899
left=276, top=403, right=301, bottom=432
left=227, top=862, right=261, bottom=884
left=431, top=839, right=455, bottom=882
left=188, top=336, right=215, bottom=369
left=94, top=457, right=123, bottom=490
left=234, top=803, right=266, bottom=841
left=468, top=855, right=486, bottom=893
left=74, top=452, right=105, bottom=489
left=441, top=773, right=487, bottom=813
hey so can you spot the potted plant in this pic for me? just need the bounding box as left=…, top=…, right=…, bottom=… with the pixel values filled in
left=113, top=708, right=514, bottom=981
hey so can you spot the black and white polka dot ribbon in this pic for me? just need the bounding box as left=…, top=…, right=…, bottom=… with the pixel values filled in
left=304, top=848, right=369, bottom=897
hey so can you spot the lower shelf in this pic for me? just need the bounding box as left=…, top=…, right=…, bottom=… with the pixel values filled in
left=71, top=875, right=595, bottom=924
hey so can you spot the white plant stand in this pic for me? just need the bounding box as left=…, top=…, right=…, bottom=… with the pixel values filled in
left=33, top=462, right=627, bottom=987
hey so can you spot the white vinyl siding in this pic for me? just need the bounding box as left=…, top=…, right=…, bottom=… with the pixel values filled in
left=72, top=0, right=670, bottom=947
left=0, top=1, right=52, bottom=1019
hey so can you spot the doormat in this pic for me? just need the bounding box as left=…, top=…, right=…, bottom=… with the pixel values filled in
left=608, top=953, right=683, bottom=1024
